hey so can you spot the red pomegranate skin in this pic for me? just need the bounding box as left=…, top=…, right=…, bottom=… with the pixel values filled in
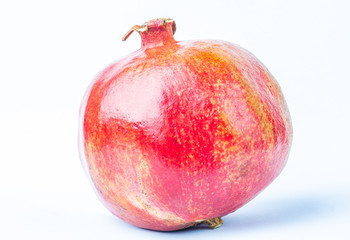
left=79, top=19, right=292, bottom=231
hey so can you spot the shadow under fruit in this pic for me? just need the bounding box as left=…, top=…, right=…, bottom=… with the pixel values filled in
left=78, top=18, right=293, bottom=231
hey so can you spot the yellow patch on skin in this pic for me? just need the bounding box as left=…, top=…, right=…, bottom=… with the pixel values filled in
left=132, top=154, right=188, bottom=226
left=87, top=144, right=187, bottom=227
left=125, top=193, right=186, bottom=226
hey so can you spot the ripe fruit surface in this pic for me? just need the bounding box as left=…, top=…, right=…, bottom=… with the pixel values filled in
left=79, top=18, right=293, bottom=231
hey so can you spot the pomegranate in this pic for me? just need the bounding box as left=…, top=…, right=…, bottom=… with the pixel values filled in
left=79, top=18, right=292, bottom=231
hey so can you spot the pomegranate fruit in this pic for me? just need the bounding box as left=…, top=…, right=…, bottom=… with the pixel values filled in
left=79, top=18, right=292, bottom=231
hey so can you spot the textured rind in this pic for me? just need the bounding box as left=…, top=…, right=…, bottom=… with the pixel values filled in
left=80, top=34, right=292, bottom=231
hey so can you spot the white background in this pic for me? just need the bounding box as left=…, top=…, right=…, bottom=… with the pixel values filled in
left=1, top=0, right=349, bottom=239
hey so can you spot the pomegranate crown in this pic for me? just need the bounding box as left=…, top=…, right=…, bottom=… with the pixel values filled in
left=122, top=18, right=176, bottom=41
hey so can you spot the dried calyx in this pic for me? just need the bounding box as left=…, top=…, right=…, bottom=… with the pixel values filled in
left=193, top=217, right=224, bottom=229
